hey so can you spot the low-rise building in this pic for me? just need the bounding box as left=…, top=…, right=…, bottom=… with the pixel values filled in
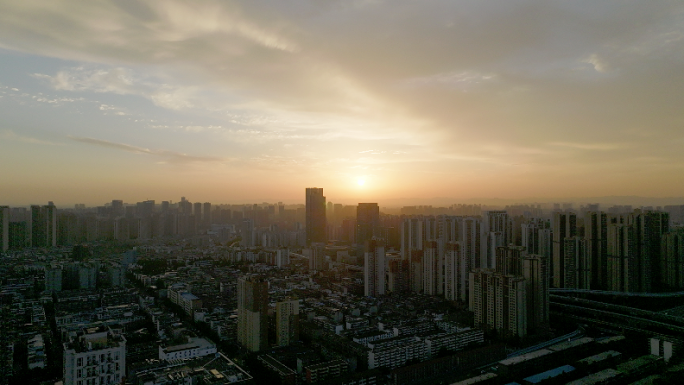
left=158, top=336, right=217, bottom=360
left=63, top=325, right=126, bottom=385
left=305, top=359, right=349, bottom=384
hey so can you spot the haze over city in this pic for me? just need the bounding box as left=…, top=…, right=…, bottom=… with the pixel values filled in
left=2, top=1, right=684, bottom=206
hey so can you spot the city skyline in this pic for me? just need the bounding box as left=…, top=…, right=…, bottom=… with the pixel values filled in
left=1, top=1, right=684, bottom=205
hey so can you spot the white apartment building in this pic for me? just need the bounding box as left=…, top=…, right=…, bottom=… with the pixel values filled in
left=63, top=326, right=126, bottom=385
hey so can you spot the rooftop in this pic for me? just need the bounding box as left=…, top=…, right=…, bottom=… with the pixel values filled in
left=548, top=337, right=594, bottom=352
left=577, top=350, right=622, bottom=365
left=523, top=365, right=575, bottom=384
left=498, top=349, right=553, bottom=366
left=566, top=369, right=622, bottom=385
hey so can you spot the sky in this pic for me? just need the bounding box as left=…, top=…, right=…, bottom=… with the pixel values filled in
left=1, top=0, right=684, bottom=207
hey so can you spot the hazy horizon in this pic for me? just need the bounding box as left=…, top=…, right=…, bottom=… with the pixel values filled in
left=2, top=1, right=684, bottom=203
left=5, top=193, right=684, bottom=210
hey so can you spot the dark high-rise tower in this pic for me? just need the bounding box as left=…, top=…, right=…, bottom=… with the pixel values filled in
left=0, top=206, right=8, bottom=252
left=356, top=203, right=380, bottom=246
left=552, top=211, right=576, bottom=287
left=237, top=275, right=269, bottom=352
left=585, top=211, right=608, bottom=290
left=29, top=203, right=57, bottom=248
left=305, top=187, right=326, bottom=245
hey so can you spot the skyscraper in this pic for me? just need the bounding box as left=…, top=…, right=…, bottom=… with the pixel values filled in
left=563, top=237, right=590, bottom=289
left=469, top=269, right=527, bottom=338
left=522, top=219, right=552, bottom=258
left=423, top=240, right=440, bottom=295
left=364, top=239, right=386, bottom=297
left=305, top=188, right=326, bottom=245
left=275, top=299, right=299, bottom=347
left=356, top=203, right=380, bottom=246
left=193, top=202, right=202, bottom=219
left=632, top=211, right=669, bottom=292
left=523, top=255, right=549, bottom=331
left=606, top=220, right=632, bottom=292
left=401, top=217, right=423, bottom=260
left=238, top=275, right=269, bottom=352
left=496, top=246, right=526, bottom=277
left=661, top=229, right=684, bottom=289
left=552, top=211, right=577, bottom=287
left=241, top=219, right=255, bottom=248
left=585, top=211, right=608, bottom=289
left=29, top=203, right=57, bottom=248
left=0, top=206, right=8, bottom=252
left=203, top=202, right=212, bottom=225
left=482, top=211, right=508, bottom=269
left=444, top=242, right=467, bottom=302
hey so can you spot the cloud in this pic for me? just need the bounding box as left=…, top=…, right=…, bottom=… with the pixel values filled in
left=0, top=129, right=62, bottom=145
left=68, top=136, right=225, bottom=163
left=583, top=54, right=610, bottom=73
left=2, top=0, right=684, bottom=197
left=549, top=142, right=625, bottom=151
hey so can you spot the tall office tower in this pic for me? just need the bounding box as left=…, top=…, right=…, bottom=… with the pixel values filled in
left=661, top=229, right=684, bottom=289
left=469, top=269, right=527, bottom=338
left=111, top=200, right=124, bottom=217
left=29, top=205, right=43, bottom=247
left=161, top=201, right=170, bottom=213
left=469, top=269, right=488, bottom=327
left=56, top=212, right=76, bottom=246
left=441, top=216, right=461, bottom=244
left=482, top=211, right=509, bottom=269
left=563, top=237, right=591, bottom=289
left=508, top=215, right=525, bottom=247
left=552, top=211, right=577, bottom=287
left=203, top=202, right=212, bottom=225
left=364, top=239, right=386, bottom=297
left=45, top=265, right=63, bottom=292
left=356, top=203, right=380, bottom=246
left=241, top=219, right=255, bottom=247
left=79, top=264, right=98, bottom=290
left=401, top=217, right=423, bottom=260
left=445, top=242, right=467, bottom=302
left=275, top=299, right=300, bottom=347
left=138, top=200, right=155, bottom=217
left=423, top=240, right=440, bottom=295
left=462, top=217, right=482, bottom=272
left=333, top=203, right=343, bottom=224
left=305, top=188, right=326, bottom=245
left=410, top=250, right=423, bottom=293
left=308, top=243, right=327, bottom=271
left=495, top=246, right=526, bottom=276
left=238, top=275, right=269, bottom=352
left=387, top=257, right=410, bottom=294
left=276, top=249, right=290, bottom=268
left=63, top=326, right=126, bottom=385
left=523, top=255, right=549, bottom=331
left=29, top=204, right=57, bottom=248
left=423, top=216, right=439, bottom=245
left=45, top=203, right=57, bottom=247
left=522, top=219, right=551, bottom=256
left=193, top=202, right=202, bottom=219
left=585, top=212, right=608, bottom=290
left=327, top=201, right=334, bottom=224
left=0, top=206, right=8, bottom=252
left=179, top=197, right=191, bottom=215
left=606, top=221, right=632, bottom=292
left=632, top=211, right=669, bottom=292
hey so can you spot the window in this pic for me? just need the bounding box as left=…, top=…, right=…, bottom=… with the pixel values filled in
left=77, top=357, right=84, bottom=367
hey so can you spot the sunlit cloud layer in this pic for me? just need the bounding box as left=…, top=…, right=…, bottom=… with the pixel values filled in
left=1, top=0, right=684, bottom=205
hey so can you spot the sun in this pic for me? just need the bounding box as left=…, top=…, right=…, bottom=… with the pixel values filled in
left=357, top=179, right=365, bottom=186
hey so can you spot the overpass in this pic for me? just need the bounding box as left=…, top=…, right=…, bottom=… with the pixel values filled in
left=550, top=294, right=684, bottom=343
